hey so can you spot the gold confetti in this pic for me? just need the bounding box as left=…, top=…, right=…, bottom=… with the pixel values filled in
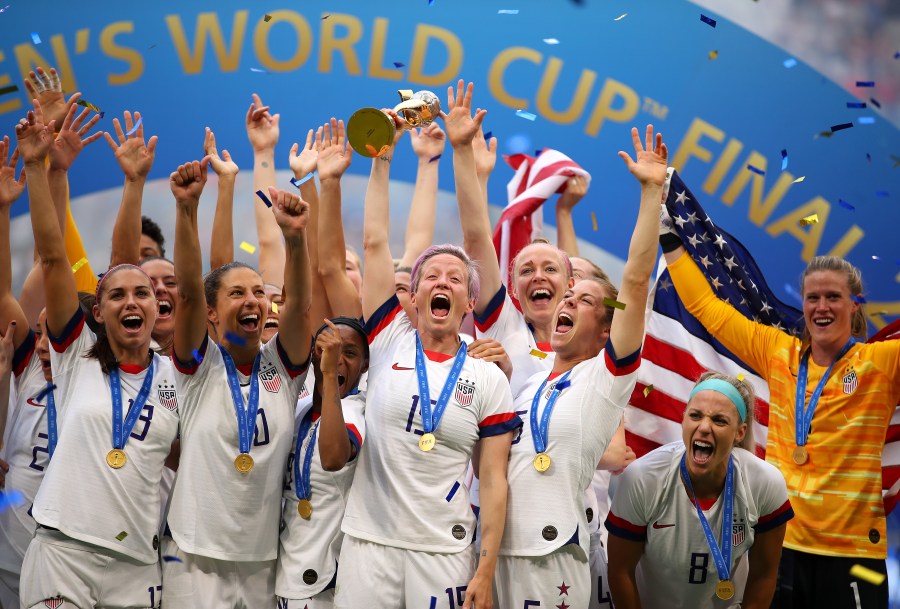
left=737, top=373, right=745, bottom=382
left=591, top=211, right=598, bottom=231
left=793, top=176, right=806, bottom=183
left=263, top=14, right=272, bottom=22
left=850, top=564, right=886, bottom=586
left=70, top=257, right=88, bottom=273
left=240, top=241, right=257, bottom=254
left=799, top=214, right=819, bottom=227
left=708, top=50, right=719, bottom=60
left=272, top=302, right=279, bottom=313
left=76, top=98, right=102, bottom=114
left=529, top=348, right=547, bottom=359
left=614, top=12, right=628, bottom=20
left=115, top=531, right=128, bottom=541
left=643, top=385, right=654, bottom=397
left=603, top=297, right=626, bottom=310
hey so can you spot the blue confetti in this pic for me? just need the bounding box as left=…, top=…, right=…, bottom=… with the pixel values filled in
left=163, top=555, right=184, bottom=563
left=191, top=349, right=203, bottom=364
left=428, top=154, right=441, bottom=163
left=0, top=490, right=25, bottom=513
left=876, top=191, right=889, bottom=197
left=255, top=189, right=272, bottom=208
left=846, top=102, right=866, bottom=109
left=250, top=68, right=268, bottom=74
left=700, top=14, right=717, bottom=27
left=498, top=9, right=520, bottom=14
left=393, top=62, right=405, bottom=68
left=895, top=52, right=900, bottom=59
left=858, top=117, right=875, bottom=125
left=125, top=117, right=142, bottom=137
left=746, top=164, right=765, bottom=176
left=783, top=58, right=798, bottom=68
left=783, top=283, right=802, bottom=305
left=535, top=149, right=543, bottom=157
left=0, top=6, right=10, bottom=14
left=830, top=122, right=853, bottom=132
left=224, top=331, right=247, bottom=347
left=290, top=173, right=315, bottom=188
left=31, top=32, right=41, bottom=45
left=428, top=0, right=435, bottom=4
left=515, top=109, right=537, bottom=121
left=850, top=295, right=866, bottom=304
left=35, top=384, right=57, bottom=401
left=872, top=255, right=881, bottom=261
left=838, top=199, right=855, bottom=211
left=556, top=380, right=572, bottom=391
left=856, top=81, right=875, bottom=87
left=543, top=38, right=560, bottom=45
left=483, top=131, right=493, bottom=141
left=781, top=149, right=789, bottom=171
left=866, top=153, right=872, bottom=162
left=870, top=98, right=881, bottom=109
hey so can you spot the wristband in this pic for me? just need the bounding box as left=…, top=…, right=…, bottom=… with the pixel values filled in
left=659, top=232, right=684, bottom=253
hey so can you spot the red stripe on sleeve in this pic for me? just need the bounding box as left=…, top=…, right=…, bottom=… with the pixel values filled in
left=346, top=423, right=363, bottom=448
left=757, top=499, right=792, bottom=528
left=480, top=412, right=518, bottom=428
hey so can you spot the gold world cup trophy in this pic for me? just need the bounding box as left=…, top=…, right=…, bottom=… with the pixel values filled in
left=347, top=89, right=441, bottom=158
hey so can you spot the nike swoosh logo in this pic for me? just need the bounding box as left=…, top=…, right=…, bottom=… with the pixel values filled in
left=392, top=363, right=414, bottom=371
left=652, top=521, right=675, bottom=529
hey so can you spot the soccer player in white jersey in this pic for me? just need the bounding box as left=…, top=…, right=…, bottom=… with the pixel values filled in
left=335, top=81, right=521, bottom=609
left=607, top=372, right=793, bottom=609
left=162, top=158, right=312, bottom=608
left=493, top=125, right=661, bottom=608
left=277, top=318, right=369, bottom=608
left=16, top=100, right=179, bottom=609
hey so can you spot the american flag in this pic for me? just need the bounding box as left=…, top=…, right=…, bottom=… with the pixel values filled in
left=626, top=171, right=900, bottom=514
left=494, top=149, right=591, bottom=294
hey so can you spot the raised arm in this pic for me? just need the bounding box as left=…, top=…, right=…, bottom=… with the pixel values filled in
left=267, top=187, right=312, bottom=364
left=17, top=100, right=79, bottom=336
left=608, top=125, right=667, bottom=358
left=361, top=111, right=404, bottom=320
left=556, top=175, right=587, bottom=256
left=0, top=137, right=30, bottom=347
left=315, top=320, right=354, bottom=470
left=171, top=158, right=210, bottom=362
left=399, top=123, right=445, bottom=267
left=316, top=118, right=362, bottom=320
left=472, top=124, right=497, bottom=205
left=246, top=93, right=285, bottom=288
left=442, top=81, right=500, bottom=316
left=106, top=111, right=158, bottom=266
left=205, top=127, right=239, bottom=270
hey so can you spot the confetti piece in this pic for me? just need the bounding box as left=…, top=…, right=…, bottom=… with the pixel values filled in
left=429, top=0, right=436, bottom=5
left=497, top=9, right=519, bottom=14
left=255, top=189, right=272, bottom=208
left=870, top=98, right=881, bottom=109
left=855, top=81, right=875, bottom=87
left=783, top=58, right=797, bottom=68
left=591, top=211, right=598, bottom=231
left=556, top=380, right=571, bottom=391
left=71, top=257, right=89, bottom=273
left=483, top=131, right=493, bottom=140
left=614, top=12, right=628, bottom=21
left=529, top=348, right=547, bottom=359
left=0, top=84, right=18, bottom=96
left=799, top=214, right=819, bottom=226
left=850, top=564, right=886, bottom=586
left=708, top=50, right=718, bottom=60
left=163, top=555, right=184, bottom=563
left=393, top=62, right=405, bottom=68
left=736, top=374, right=745, bottom=382
left=515, top=109, right=537, bottom=121
left=240, top=241, right=257, bottom=254
left=290, top=173, right=315, bottom=188
left=543, top=38, right=560, bottom=45
left=191, top=349, right=203, bottom=364
left=31, top=32, right=41, bottom=45
left=746, top=164, right=765, bottom=176
left=793, top=176, right=805, bottom=183
left=838, top=199, right=855, bottom=211
left=872, top=255, right=881, bottom=261
left=36, top=384, right=57, bottom=401
left=815, top=131, right=833, bottom=139
left=847, top=102, right=866, bottom=109
left=866, top=153, right=872, bottom=162
left=895, top=52, right=900, bottom=60
left=224, top=331, right=247, bottom=347
left=250, top=68, right=269, bottom=73
left=534, top=149, right=543, bottom=157
left=76, top=99, right=102, bottom=114
left=0, top=490, right=25, bottom=513
left=603, top=297, right=626, bottom=310
left=322, top=15, right=330, bottom=20
left=781, top=149, right=788, bottom=171
left=125, top=117, right=142, bottom=137
left=0, top=6, right=10, bottom=13
left=428, top=154, right=441, bottom=163
left=876, top=191, right=889, bottom=197
left=115, top=531, right=128, bottom=541
left=830, top=122, right=853, bottom=132
left=272, top=302, right=279, bottom=314
left=264, top=14, right=272, bottom=22
left=643, top=385, right=654, bottom=397
left=858, top=117, right=875, bottom=125
left=850, top=295, right=867, bottom=304
left=700, top=14, right=717, bottom=27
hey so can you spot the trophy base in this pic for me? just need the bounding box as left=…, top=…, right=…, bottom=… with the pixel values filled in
left=347, top=108, right=396, bottom=158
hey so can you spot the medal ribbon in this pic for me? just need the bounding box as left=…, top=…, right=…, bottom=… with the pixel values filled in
left=220, top=346, right=262, bottom=455
left=794, top=337, right=855, bottom=448
left=680, top=453, right=734, bottom=584
left=293, top=410, right=318, bottom=502
left=41, top=383, right=58, bottom=458
left=414, top=334, right=467, bottom=435
left=109, top=359, right=156, bottom=451
left=529, top=371, right=572, bottom=456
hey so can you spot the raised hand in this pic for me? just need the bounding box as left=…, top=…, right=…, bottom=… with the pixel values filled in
left=0, top=137, right=25, bottom=209
left=49, top=102, right=102, bottom=172
left=170, top=158, right=208, bottom=205
left=409, top=122, right=446, bottom=160
left=204, top=127, right=239, bottom=178
left=316, top=118, right=353, bottom=181
left=15, top=99, right=55, bottom=165
left=103, top=111, right=158, bottom=181
left=618, top=124, right=668, bottom=187
left=558, top=175, right=588, bottom=211
left=315, top=319, right=343, bottom=375
left=23, top=67, right=71, bottom=129
left=289, top=127, right=321, bottom=181
left=246, top=93, right=280, bottom=153
left=268, top=186, right=309, bottom=237
left=472, top=123, right=497, bottom=177
left=440, top=80, right=487, bottom=149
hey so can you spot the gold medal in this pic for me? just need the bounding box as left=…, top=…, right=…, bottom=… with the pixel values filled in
left=419, top=432, right=436, bottom=452
left=297, top=499, right=313, bottom=520
left=792, top=446, right=808, bottom=465
left=234, top=453, right=254, bottom=473
left=533, top=452, right=552, bottom=472
left=715, top=579, right=735, bottom=600
left=106, top=448, right=127, bottom=469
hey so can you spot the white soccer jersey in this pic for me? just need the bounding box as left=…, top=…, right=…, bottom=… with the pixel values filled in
left=169, top=334, right=308, bottom=561
left=501, top=345, right=640, bottom=559
left=606, top=443, right=794, bottom=609
left=342, top=296, right=520, bottom=553
left=0, top=332, right=51, bottom=573
left=31, top=310, right=180, bottom=564
left=277, top=392, right=366, bottom=599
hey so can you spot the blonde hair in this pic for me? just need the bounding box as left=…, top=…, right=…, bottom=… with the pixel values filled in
left=801, top=256, right=867, bottom=340
left=693, top=371, right=756, bottom=451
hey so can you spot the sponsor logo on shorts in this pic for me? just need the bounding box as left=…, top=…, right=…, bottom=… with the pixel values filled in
left=259, top=366, right=282, bottom=393
left=455, top=378, right=475, bottom=407
left=843, top=369, right=858, bottom=395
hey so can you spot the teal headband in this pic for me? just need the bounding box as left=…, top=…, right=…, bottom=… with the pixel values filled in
left=689, top=379, right=747, bottom=422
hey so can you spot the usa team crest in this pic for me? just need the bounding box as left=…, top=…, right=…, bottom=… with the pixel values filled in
left=732, top=522, right=746, bottom=547
left=43, top=599, right=64, bottom=609
left=455, top=378, right=475, bottom=407
left=157, top=382, right=178, bottom=411
left=259, top=366, right=282, bottom=393
left=842, top=369, right=858, bottom=395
